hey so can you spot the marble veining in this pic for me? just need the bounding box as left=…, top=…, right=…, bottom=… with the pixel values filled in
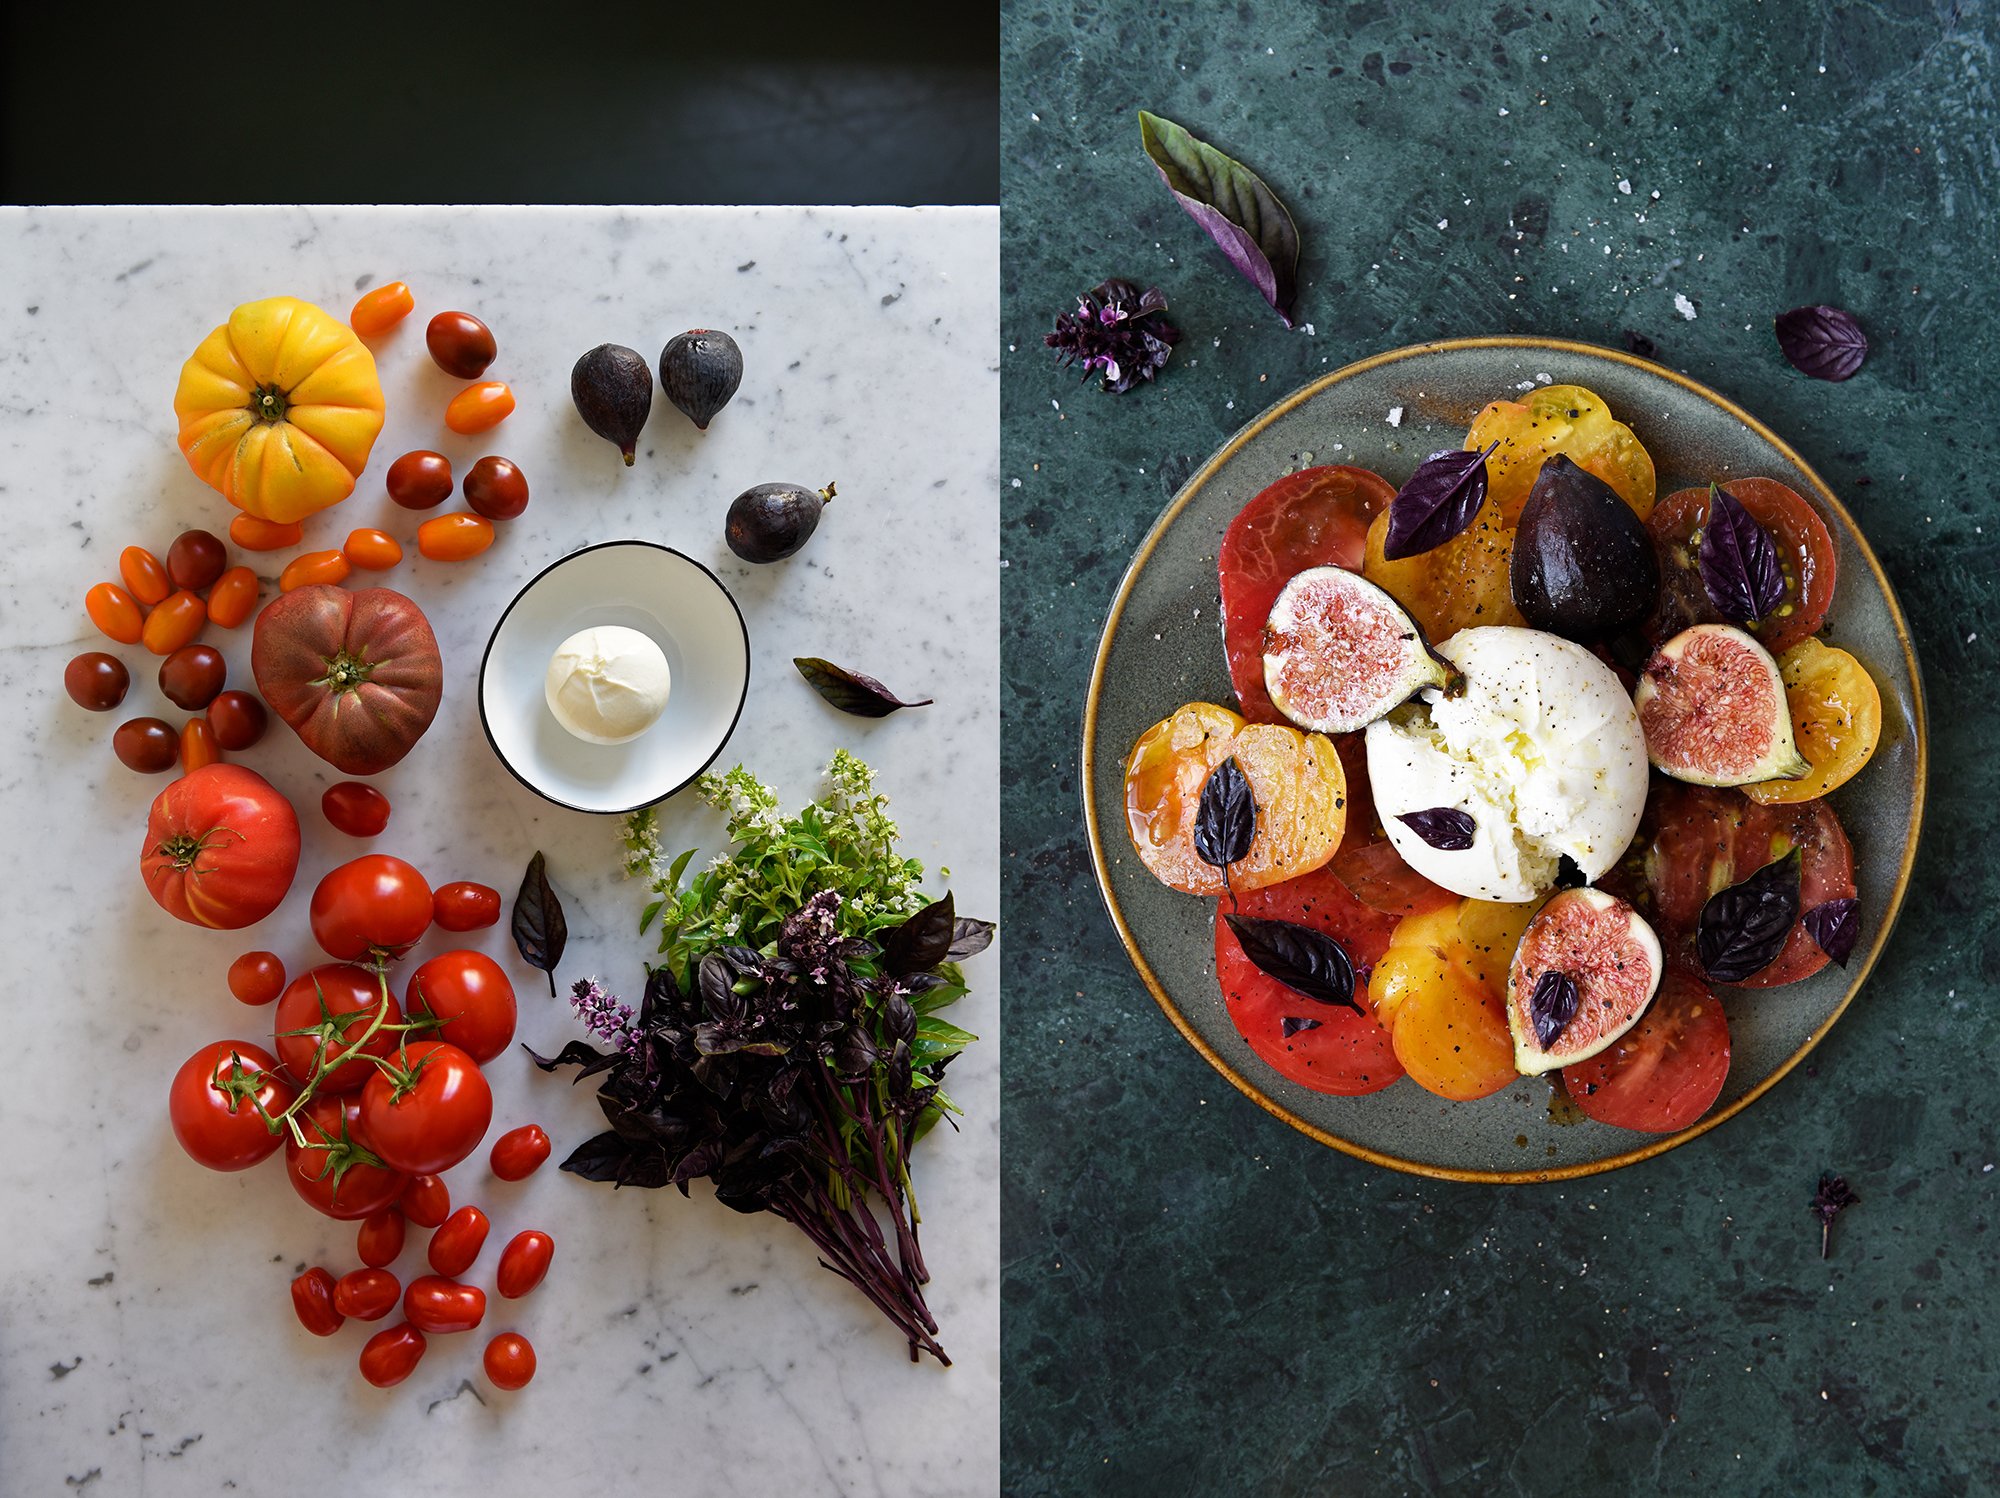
left=0, top=205, right=997, bottom=1497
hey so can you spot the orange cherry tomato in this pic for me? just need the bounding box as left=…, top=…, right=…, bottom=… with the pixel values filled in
left=350, top=281, right=415, bottom=337
left=444, top=381, right=514, bottom=435
left=417, top=513, right=495, bottom=562
left=180, top=717, right=221, bottom=773
left=85, top=582, right=144, bottom=644
left=280, top=549, right=352, bottom=592
left=229, top=514, right=304, bottom=552
left=343, top=528, right=403, bottom=571
left=141, top=590, right=207, bottom=655
left=206, top=566, right=261, bottom=628
left=119, top=546, right=171, bottom=606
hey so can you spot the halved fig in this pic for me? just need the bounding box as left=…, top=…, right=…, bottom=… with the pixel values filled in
left=1506, top=887, right=1663, bottom=1076
left=1633, top=623, right=1810, bottom=786
left=1263, top=567, right=1453, bottom=734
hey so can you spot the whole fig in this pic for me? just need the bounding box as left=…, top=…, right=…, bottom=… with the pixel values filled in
left=571, top=344, right=653, bottom=465
left=660, top=329, right=743, bottom=431
left=726, top=481, right=835, bottom=563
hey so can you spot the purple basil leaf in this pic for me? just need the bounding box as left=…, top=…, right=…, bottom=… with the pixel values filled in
left=1698, top=483, right=1787, bottom=622
left=1698, top=849, right=1803, bottom=983
left=1803, top=897, right=1860, bottom=968
left=1528, top=970, right=1580, bottom=1050
left=1193, top=756, right=1256, bottom=870
left=1223, top=913, right=1359, bottom=1011
left=1775, top=305, right=1868, bottom=381
left=1280, top=1016, right=1323, bottom=1039
left=794, top=657, right=933, bottom=718
left=1397, top=807, right=1476, bottom=851
left=1139, top=110, right=1299, bottom=327
left=1383, top=443, right=1497, bottom=560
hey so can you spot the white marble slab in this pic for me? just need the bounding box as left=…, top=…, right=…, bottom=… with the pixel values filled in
left=0, top=206, right=998, bottom=1496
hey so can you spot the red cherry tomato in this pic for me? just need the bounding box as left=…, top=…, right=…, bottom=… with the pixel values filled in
left=1218, top=465, right=1395, bottom=722
left=285, top=1093, right=407, bottom=1221
left=357, top=1207, right=407, bottom=1268
left=1645, top=479, right=1837, bottom=656
left=120, top=545, right=171, bottom=606
left=433, top=881, right=502, bottom=931
left=310, top=854, right=433, bottom=960
left=405, top=951, right=516, bottom=1064
left=64, top=652, right=129, bottom=711
left=113, top=717, right=179, bottom=773
left=490, top=1125, right=551, bottom=1182
left=1564, top=964, right=1732, bottom=1132
left=168, top=1040, right=293, bottom=1171
left=322, top=782, right=392, bottom=838
left=291, top=1267, right=344, bottom=1337
left=273, top=964, right=403, bottom=1094
left=428, top=1205, right=489, bottom=1277
left=333, top=1267, right=401, bottom=1321
left=496, top=1230, right=554, bottom=1300
left=166, top=529, right=228, bottom=591
left=227, top=950, right=286, bottom=1006
left=403, top=1275, right=486, bottom=1334
left=359, top=1323, right=427, bottom=1388
left=483, top=1331, right=536, bottom=1390
left=358, top=1041, right=493, bottom=1175
left=159, top=643, right=226, bottom=710
left=403, top=1173, right=450, bottom=1229
left=387, top=450, right=454, bottom=510
left=1212, top=864, right=1405, bottom=1097
left=206, top=690, right=269, bottom=751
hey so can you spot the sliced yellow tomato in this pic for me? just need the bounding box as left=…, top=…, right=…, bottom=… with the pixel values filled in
left=1124, top=702, right=1347, bottom=896
left=1361, top=492, right=1524, bottom=643
left=1744, top=639, right=1882, bottom=804
left=1466, top=383, right=1656, bottom=526
left=1367, top=898, right=1520, bottom=1100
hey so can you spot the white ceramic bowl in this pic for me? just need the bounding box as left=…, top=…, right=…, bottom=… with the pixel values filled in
left=479, top=541, right=750, bottom=813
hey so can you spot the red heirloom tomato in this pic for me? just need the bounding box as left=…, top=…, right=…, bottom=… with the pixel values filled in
left=140, top=765, right=300, bottom=929
left=1645, top=479, right=1836, bottom=657
left=227, top=950, right=286, bottom=1006
left=357, top=1207, right=406, bottom=1268
left=403, top=1275, right=486, bottom=1334
left=1564, top=964, right=1731, bottom=1133
left=432, top=881, right=502, bottom=931
left=483, top=1331, right=536, bottom=1390
left=427, top=1205, right=489, bottom=1276
left=402, top=1173, right=450, bottom=1228
left=285, top=1093, right=407, bottom=1220
left=490, top=1125, right=550, bottom=1181
left=359, top=1041, right=493, bottom=1175
left=310, top=854, right=433, bottom=960
left=333, top=1267, right=401, bottom=1321
left=291, top=1267, right=344, bottom=1337
left=359, top=1323, right=427, bottom=1388
left=496, top=1230, right=553, bottom=1299
left=252, top=584, right=443, bottom=775
left=405, top=951, right=516, bottom=1063
left=168, top=1040, right=293, bottom=1171
left=273, top=964, right=404, bottom=1094
left=322, top=781, right=392, bottom=838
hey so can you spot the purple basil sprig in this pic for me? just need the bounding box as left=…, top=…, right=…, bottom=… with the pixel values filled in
left=1803, top=898, right=1860, bottom=967
left=1699, top=483, right=1787, bottom=623
left=1044, top=278, right=1181, bottom=394
left=1775, top=305, right=1868, bottom=382
left=1398, top=807, right=1476, bottom=851
left=1383, top=443, right=1498, bottom=560
left=1138, top=110, right=1299, bottom=327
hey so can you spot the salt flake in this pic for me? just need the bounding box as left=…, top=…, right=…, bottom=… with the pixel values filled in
left=1386, top=406, right=1405, bottom=427
left=1673, top=293, right=1698, bottom=320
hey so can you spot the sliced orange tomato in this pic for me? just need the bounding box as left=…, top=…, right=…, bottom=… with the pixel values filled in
left=1465, top=382, right=1655, bottom=525
left=1368, top=897, right=1537, bottom=1101
left=1124, top=702, right=1347, bottom=896
left=1361, top=490, right=1523, bottom=643
left=1744, top=639, right=1882, bottom=805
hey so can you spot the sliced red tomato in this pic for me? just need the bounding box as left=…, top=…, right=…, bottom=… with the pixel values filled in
left=1564, top=964, right=1730, bottom=1131
left=1644, top=479, right=1836, bottom=656
left=1212, top=864, right=1404, bottom=1096
left=1218, top=465, right=1394, bottom=723
left=1326, top=734, right=1455, bottom=917
left=1625, top=781, right=1855, bottom=988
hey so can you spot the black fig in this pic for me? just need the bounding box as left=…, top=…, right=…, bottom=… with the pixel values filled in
left=1510, top=455, right=1659, bottom=640
left=571, top=344, right=653, bottom=465
left=660, top=329, right=743, bottom=431
left=726, top=481, right=835, bottom=563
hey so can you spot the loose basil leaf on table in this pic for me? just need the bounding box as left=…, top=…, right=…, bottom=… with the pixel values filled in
left=1698, top=848, right=1803, bottom=983
left=1138, top=109, right=1300, bottom=327
left=1775, top=304, right=1868, bottom=382
left=1382, top=443, right=1498, bottom=560
left=1699, top=483, right=1787, bottom=622
left=1398, top=807, right=1477, bottom=851
left=1193, top=756, right=1256, bottom=871
left=1528, top=969, right=1581, bottom=1049
left=1222, top=913, right=1359, bottom=1012
left=512, top=850, right=569, bottom=997
left=794, top=657, right=933, bottom=717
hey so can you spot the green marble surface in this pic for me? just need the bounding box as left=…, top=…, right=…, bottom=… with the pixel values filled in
left=999, top=2, right=1997, bottom=1492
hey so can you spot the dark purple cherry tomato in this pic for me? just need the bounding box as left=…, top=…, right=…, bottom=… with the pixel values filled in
left=159, top=643, right=227, bottom=710
left=114, top=717, right=179, bottom=773
left=387, top=450, right=454, bottom=511
left=463, top=456, right=529, bottom=520
left=206, top=691, right=268, bottom=751
left=65, top=652, right=129, bottom=711
left=426, top=312, right=496, bottom=379
left=167, top=529, right=228, bottom=591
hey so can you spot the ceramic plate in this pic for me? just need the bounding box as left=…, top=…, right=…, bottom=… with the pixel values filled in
left=480, top=541, right=750, bottom=814
left=1082, top=337, right=1927, bottom=1182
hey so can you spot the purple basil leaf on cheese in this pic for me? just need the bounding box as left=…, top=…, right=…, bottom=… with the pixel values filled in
left=1528, top=970, right=1581, bottom=1050
left=1803, top=897, right=1860, bottom=968
left=1382, top=443, right=1496, bottom=560
left=1138, top=110, right=1299, bottom=327
left=1775, top=305, right=1868, bottom=382
left=1699, top=483, right=1787, bottom=622
left=1397, top=807, right=1476, bottom=851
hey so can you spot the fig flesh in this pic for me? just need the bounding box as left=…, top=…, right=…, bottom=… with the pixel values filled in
left=1509, top=454, right=1660, bottom=640
left=726, top=481, right=834, bottom=563
left=1633, top=623, right=1810, bottom=786
left=659, top=329, right=743, bottom=430
left=1506, top=887, right=1663, bottom=1075
left=571, top=344, right=653, bottom=465
left=1262, top=567, right=1453, bottom=734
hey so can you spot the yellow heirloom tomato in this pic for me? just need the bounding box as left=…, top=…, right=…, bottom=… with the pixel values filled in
left=1465, top=383, right=1655, bottom=526
left=174, top=297, right=386, bottom=525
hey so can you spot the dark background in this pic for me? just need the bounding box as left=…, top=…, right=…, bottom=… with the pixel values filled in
left=1001, top=0, right=1997, bottom=1493
left=0, top=3, right=995, bottom=205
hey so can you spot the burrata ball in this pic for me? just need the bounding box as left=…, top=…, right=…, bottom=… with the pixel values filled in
left=544, top=625, right=671, bottom=745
